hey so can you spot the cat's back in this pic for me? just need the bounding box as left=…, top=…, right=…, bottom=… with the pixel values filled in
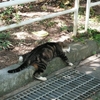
left=34, top=42, right=58, bottom=52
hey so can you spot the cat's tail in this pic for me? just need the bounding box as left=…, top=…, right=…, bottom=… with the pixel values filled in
left=8, top=61, right=28, bottom=73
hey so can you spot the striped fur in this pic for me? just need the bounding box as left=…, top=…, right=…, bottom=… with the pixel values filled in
left=8, top=40, right=72, bottom=76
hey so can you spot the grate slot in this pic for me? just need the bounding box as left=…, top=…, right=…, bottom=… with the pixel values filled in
left=5, top=69, right=100, bottom=100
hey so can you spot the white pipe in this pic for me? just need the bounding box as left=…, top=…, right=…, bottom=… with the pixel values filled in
left=73, top=0, right=79, bottom=36
left=0, top=0, right=37, bottom=8
left=90, top=1, right=100, bottom=7
left=0, top=8, right=76, bottom=32
left=85, top=0, right=91, bottom=32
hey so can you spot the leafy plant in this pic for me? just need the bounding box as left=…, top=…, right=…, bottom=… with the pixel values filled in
left=13, top=13, right=21, bottom=22
left=59, top=0, right=71, bottom=9
left=0, top=32, right=13, bottom=50
left=60, top=26, right=68, bottom=31
left=78, top=7, right=85, bottom=15
left=73, top=28, right=100, bottom=43
left=87, top=28, right=100, bottom=42
left=90, top=8, right=95, bottom=17
left=47, top=21, right=55, bottom=27
left=95, top=15, right=100, bottom=22
left=0, top=6, right=20, bottom=24
left=59, top=2, right=66, bottom=8
left=39, top=20, right=56, bottom=28
left=0, top=32, right=10, bottom=39
left=0, top=7, right=14, bottom=20
left=78, top=25, right=84, bottom=31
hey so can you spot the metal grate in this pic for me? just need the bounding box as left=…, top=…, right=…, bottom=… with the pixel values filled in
left=6, top=69, right=100, bottom=100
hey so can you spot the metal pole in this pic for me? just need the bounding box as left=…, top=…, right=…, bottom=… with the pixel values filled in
left=91, top=1, right=100, bottom=7
left=0, top=0, right=37, bottom=8
left=0, top=8, right=75, bottom=32
left=85, top=0, right=91, bottom=32
left=73, top=0, right=79, bottom=36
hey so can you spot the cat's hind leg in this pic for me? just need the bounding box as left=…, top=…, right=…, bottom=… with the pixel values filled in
left=33, top=63, right=47, bottom=81
left=34, top=70, right=47, bottom=81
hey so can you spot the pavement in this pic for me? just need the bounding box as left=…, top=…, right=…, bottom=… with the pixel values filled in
left=76, top=53, right=100, bottom=100
left=0, top=40, right=100, bottom=100
left=1, top=53, right=100, bottom=100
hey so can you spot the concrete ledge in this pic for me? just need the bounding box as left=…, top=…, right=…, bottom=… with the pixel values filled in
left=0, top=40, right=100, bottom=97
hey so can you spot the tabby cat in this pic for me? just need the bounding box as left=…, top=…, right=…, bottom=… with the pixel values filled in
left=8, top=40, right=73, bottom=81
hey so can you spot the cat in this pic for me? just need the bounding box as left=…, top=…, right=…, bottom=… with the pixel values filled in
left=8, top=39, right=73, bottom=81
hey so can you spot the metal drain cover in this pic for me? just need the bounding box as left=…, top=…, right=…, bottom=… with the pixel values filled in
left=6, top=69, right=100, bottom=100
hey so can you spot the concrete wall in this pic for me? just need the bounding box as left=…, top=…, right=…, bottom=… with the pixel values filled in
left=0, top=40, right=100, bottom=97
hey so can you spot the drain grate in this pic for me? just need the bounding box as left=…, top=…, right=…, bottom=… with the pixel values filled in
left=6, top=69, right=100, bottom=100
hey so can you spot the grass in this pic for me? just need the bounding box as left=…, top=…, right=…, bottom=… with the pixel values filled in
left=60, top=25, right=68, bottom=31
left=0, top=32, right=13, bottom=50
left=0, top=6, right=20, bottom=24
left=39, top=19, right=56, bottom=28
left=73, top=28, right=100, bottom=43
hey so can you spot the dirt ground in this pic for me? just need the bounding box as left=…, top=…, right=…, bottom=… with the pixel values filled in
left=0, top=0, right=100, bottom=69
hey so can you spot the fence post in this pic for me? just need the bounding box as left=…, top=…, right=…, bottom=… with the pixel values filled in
left=85, top=0, right=91, bottom=32
left=73, top=0, right=79, bottom=36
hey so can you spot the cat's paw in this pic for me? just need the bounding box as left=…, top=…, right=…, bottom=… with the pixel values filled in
left=68, top=62, right=73, bottom=66
left=34, top=75, right=47, bottom=81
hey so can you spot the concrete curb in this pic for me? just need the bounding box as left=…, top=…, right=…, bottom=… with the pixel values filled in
left=0, top=40, right=100, bottom=97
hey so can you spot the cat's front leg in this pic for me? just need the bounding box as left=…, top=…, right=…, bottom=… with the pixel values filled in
left=65, top=60, right=73, bottom=66
left=58, top=52, right=73, bottom=66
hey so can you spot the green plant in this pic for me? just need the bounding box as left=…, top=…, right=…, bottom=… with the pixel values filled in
left=47, top=21, right=55, bottom=27
left=59, top=2, right=66, bottom=8
left=78, top=25, right=84, bottom=31
left=73, top=35, right=85, bottom=42
left=13, top=13, right=21, bottom=22
left=0, top=32, right=10, bottom=39
left=0, top=32, right=13, bottom=50
left=90, top=8, right=95, bottom=17
left=59, top=0, right=70, bottom=9
left=0, top=40, right=12, bottom=50
left=95, top=15, right=100, bottom=22
left=39, top=19, right=56, bottom=28
left=0, top=6, right=20, bottom=24
left=87, top=28, right=100, bottom=42
left=60, top=26, right=68, bottom=31
left=73, top=28, right=100, bottom=43
left=79, top=7, right=85, bottom=15
left=0, top=7, right=14, bottom=18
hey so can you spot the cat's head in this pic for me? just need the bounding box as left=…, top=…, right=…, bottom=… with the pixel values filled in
left=62, top=46, right=70, bottom=53
left=59, top=38, right=72, bottom=53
